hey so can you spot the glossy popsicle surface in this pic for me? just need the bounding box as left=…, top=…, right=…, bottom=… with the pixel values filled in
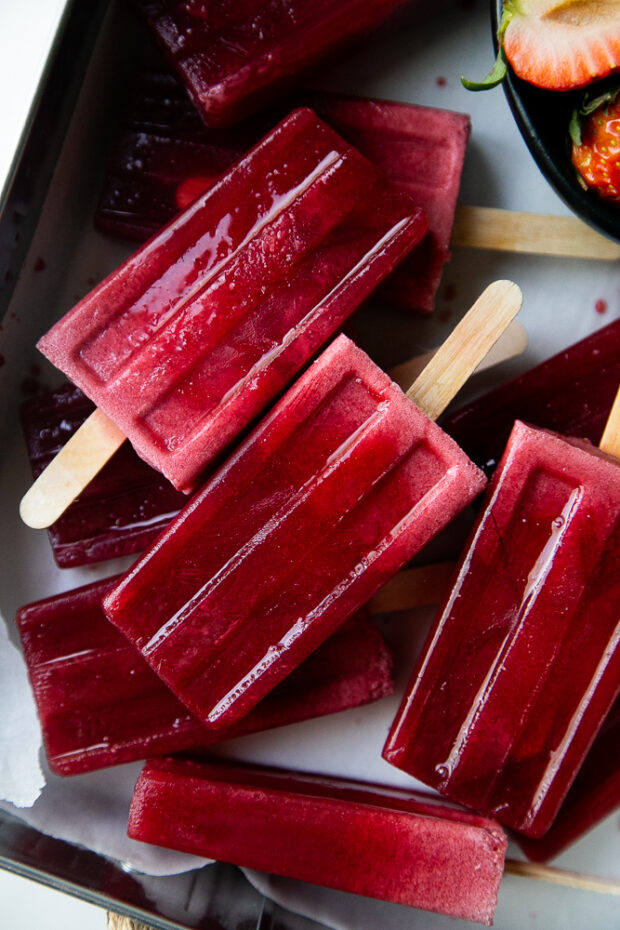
left=128, top=758, right=506, bottom=925
left=383, top=420, right=620, bottom=837
left=96, top=71, right=469, bottom=313
left=136, top=0, right=407, bottom=126
left=21, top=383, right=187, bottom=567
left=104, top=334, right=486, bottom=729
left=38, top=108, right=426, bottom=493
left=17, top=576, right=392, bottom=776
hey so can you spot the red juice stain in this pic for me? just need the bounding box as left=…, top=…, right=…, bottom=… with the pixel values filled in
left=595, top=298, right=608, bottom=315
left=87, top=277, right=96, bottom=286
left=0, top=354, right=5, bottom=367
left=34, top=257, right=46, bottom=272
left=443, top=282, right=457, bottom=301
left=436, top=76, right=447, bottom=87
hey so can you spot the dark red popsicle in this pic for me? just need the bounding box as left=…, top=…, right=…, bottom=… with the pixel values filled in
left=16, top=575, right=393, bottom=776
left=103, top=334, right=486, bottom=730
left=128, top=758, right=507, bottom=924
left=96, top=71, right=469, bottom=313
left=135, top=0, right=408, bottom=126
left=38, top=108, right=426, bottom=493
left=383, top=419, right=620, bottom=838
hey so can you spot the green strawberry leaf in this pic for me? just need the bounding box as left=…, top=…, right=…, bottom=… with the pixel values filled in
left=462, top=47, right=508, bottom=91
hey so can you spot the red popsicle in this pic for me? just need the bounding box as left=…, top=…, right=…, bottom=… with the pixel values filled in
left=96, top=71, right=469, bottom=313
left=128, top=758, right=507, bottom=924
left=16, top=576, right=393, bottom=776
left=383, top=409, right=620, bottom=838
left=102, top=283, right=520, bottom=730
left=135, top=0, right=408, bottom=126
left=24, top=108, right=426, bottom=525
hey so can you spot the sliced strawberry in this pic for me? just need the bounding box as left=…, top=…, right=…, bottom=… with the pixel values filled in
left=571, top=81, right=620, bottom=202
left=503, top=0, right=620, bottom=91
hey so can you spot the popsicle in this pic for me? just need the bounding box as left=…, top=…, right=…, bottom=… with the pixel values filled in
left=102, top=282, right=520, bottom=730
left=128, top=758, right=507, bottom=925
left=20, top=383, right=187, bottom=567
left=135, top=0, right=408, bottom=127
left=383, top=398, right=620, bottom=838
left=96, top=70, right=470, bottom=313
left=442, top=317, right=620, bottom=478
left=16, top=575, right=393, bottom=776
left=25, top=107, right=427, bottom=522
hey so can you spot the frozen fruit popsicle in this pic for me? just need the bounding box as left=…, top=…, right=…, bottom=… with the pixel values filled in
left=135, top=0, right=408, bottom=127
left=25, top=107, right=426, bottom=524
left=20, top=383, right=187, bottom=567
left=96, top=71, right=469, bottom=313
left=102, top=283, right=520, bottom=730
left=16, top=575, right=393, bottom=776
left=443, top=317, right=620, bottom=478
left=128, top=758, right=507, bottom=924
left=383, top=405, right=620, bottom=838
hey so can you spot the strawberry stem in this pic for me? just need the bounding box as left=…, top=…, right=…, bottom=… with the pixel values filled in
left=462, top=47, right=508, bottom=91
left=461, top=4, right=514, bottom=92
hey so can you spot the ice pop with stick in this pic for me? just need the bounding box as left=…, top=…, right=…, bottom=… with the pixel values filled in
left=384, top=387, right=620, bottom=838
left=21, top=108, right=426, bottom=524
left=102, top=281, right=520, bottom=730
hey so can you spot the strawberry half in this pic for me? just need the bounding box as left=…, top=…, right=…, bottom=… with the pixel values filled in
left=503, top=0, right=620, bottom=91
left=570, top=80, right=620, bottom=203
left=463, top=1, right=620, bottom=92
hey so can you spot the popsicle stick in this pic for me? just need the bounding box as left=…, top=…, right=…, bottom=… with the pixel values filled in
left=388, top=319, right=527, bottom=392
left=453, top=205, right=620, bottom=261
left=107, top=915, right=153, bottom=930
left=407, top=280, right=523, bottom=420
left=504, top=859, right=620, bottom=897
left=599, top=385, right=620, bottom=458
left=368, top=562, right=456, bottom=613
left=19, top=409, right=126, bottom=529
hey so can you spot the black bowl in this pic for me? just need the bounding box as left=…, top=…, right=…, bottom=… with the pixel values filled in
left=492, top=0, right=620, bottom=243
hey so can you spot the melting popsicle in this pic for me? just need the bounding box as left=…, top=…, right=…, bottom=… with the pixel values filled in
left=24, top=107, right=426, bottom=524
left=128, top=758, right=507, bottom=925
left=135, top=0, right=408, bottom=126
left=102, top=282, right=520, bottom=730
left=96, top=71, right=470, bottom=313
left=16, top=575, right=393, bottom=776
left=383, top=393, right=620, bottom=838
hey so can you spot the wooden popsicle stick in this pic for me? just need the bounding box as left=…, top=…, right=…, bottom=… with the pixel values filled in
left=504, top=858, right=620, bottom=897
left=407, top=280, right=523, bottom=420
left=599, top=385, right=620, bottom=458
left=19, top=409, right=126, bottom=529
left=453, top=205, right=620, bottom=261
left=368, top=562, right=455, bottom=614
left=388, top=319, right=527, bottom=392
left=107, top=915, right=153, bottom=930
